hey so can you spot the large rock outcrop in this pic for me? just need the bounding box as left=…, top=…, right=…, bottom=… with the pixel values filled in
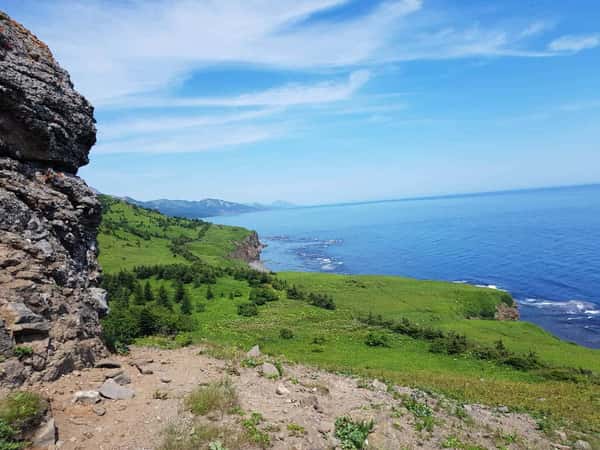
left=0, top=11, right=107, bottom=386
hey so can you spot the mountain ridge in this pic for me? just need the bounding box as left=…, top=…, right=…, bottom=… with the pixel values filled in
left=122, top=196, right=295, bottom=219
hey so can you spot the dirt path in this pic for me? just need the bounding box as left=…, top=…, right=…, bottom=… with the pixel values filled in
left=29, top=345, right=572, bottom=449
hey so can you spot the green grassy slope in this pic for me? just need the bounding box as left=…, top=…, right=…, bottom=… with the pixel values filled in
left=98, top=195, right=252, bottom=272
left=97, top=198, right=600, bottom=433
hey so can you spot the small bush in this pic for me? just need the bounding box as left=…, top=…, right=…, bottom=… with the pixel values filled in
left=0, top=391, right=47, bottom=432
left=242, top=412, right=270, bottom=448
left=312, top=336, right=327, bottom=345
left=249, top=287, right=279, bottom=305
left=0, top=419, right=24, bottom=450
left=237, top=303, right=258, bottom=317
left=279, top=328, right=294, bottom=340
left=403, top=397, right=436, bottom=432
left=365, top=332, right=390, bottom=348
left=185, top=379, right=238, bottom=417
left=287, top=422, right=306, bottom=437
left=12, top=347, right=33, bottom=360
left=334, top=416, right=374, bottom=449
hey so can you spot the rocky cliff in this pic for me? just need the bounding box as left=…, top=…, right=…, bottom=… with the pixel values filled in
left=230, top=231, right=264, bottom=264
left=0, top=11, right=106, bottom=387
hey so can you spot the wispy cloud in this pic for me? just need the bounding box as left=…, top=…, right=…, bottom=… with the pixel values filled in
left=6, top=0, right=597, bottom=156
left=11, top=0, right=576, bottom=105
left=96, top=124, right=283, bottom=154
left=104, top=71, right=371, bottom=110
left=548, top=34, right=600, bottom=53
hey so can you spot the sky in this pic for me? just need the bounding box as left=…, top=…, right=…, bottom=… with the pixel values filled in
left=2, top=0, right=600, bottom=204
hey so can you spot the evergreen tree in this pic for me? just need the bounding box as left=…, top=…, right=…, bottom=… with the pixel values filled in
left=157, top=285, right=171, bottom=309
left=181, top=291, right=192, bottom=315
left=144, top=281, right=154, bottom=302
left=206, top=286, right=214, bottom=300
left=174, top=281, right=185, bottom=303
left=133, top=282, right=145, bottom=305
left=139, top=307, right=157, bottom=336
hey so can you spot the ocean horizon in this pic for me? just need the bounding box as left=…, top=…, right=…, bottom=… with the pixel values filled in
left=210, top=184, right=600, bottom=349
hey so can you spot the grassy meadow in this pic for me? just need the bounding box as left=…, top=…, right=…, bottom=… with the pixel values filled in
left=97, top=197, right=600, bottom=434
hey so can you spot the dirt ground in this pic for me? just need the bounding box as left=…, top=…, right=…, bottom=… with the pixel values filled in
left=28, top=345, right=573, bottom=450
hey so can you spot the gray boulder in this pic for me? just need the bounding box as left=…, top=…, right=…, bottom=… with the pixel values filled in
left=246, top=345, right=261, bottom=358
left=260, top=362, right=279, bottom=378
left=99, top=379, right=135, bottom=400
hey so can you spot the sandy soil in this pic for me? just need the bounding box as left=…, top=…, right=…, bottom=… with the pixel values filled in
left=28, top=345, right=571, bottom=450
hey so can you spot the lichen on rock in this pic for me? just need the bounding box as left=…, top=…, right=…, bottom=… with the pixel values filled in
left=0, top=11, right=107, bottom=386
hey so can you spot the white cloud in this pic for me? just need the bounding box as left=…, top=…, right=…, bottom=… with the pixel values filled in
left=96, top=124, right=282, bottom=154
left=548, top=34, right=600, bottom=53
left=105, top=71, right=370, bottom=110
left=99, top=108, right=281, bottom=141
left=9, top=0, right=561, bottom=106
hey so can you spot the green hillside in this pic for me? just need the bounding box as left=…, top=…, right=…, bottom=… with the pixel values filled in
left=98, top=195, right=252, bottom=271
left=97, top=197, right=600, bottom=435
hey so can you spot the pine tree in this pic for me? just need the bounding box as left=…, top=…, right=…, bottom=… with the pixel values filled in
left=174, top=281, right=185, bottom=303
left=157, top=285, right=171, bottom=309
left=181, top=291, right=192, bottom=315
left=144, top=281, right=154, bottom=302
left=133, top=282, right=145, bottom=305
left=206, top=286, right=214, bottom=300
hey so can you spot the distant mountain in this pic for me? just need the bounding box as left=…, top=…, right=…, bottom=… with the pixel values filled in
left=123, top=197, right=273, bottom=219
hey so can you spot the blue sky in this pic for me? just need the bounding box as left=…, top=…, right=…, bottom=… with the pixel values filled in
left=3, top=0, right=600, bottom=204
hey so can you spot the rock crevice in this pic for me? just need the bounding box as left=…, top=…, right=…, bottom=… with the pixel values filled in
left=0, top=11, right=106, bottom=386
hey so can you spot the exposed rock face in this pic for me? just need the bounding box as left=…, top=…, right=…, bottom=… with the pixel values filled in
left=0, top=11, right=96, bottom=172
left=0, top=12, right=106, bottom=386
left=230, top=231, right=263, bottom=264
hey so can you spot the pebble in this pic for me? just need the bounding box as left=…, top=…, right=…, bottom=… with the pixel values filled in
left=93, top=406, right=106, bottom=416
left=160, top=376, right=172, bottom=383
left=72, top=390, right=101, bottom=405
left=276, top=384, right=290, bottom=395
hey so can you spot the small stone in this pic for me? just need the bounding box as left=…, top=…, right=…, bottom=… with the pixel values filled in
left=112, top=372, right=132, bottom=385
left=95, top=359, right=121, bottom=369
left=372, top=379, right=387, bottom=391
left=317, top=425, right=331, bottom=434
left=160, top=376, right=172, bottom=384
left=276, top=384, right=290, bottom=395
left=247, top=345, right=261, bottom=358
left=92, top=406, right=106, bottom=416
left=72, top=391, right=101, bottom=405
left=105, top=369, right=124, bottom=379
left=138, top=366, right=153, bottom=375
left=99, top=379, right=135, bottom=400
left=574, top=440, right=592, bottom=450
left=261, top=362, right=279, bottom=378
left=554, top=431, right=568, bottom=443
left=497, top=406, right=509, bottom=413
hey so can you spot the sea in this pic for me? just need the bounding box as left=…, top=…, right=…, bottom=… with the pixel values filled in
left=209, top=185, right=600, bottom=349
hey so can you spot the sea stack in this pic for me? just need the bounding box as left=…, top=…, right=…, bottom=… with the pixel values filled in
left=0, top=11, right=107, bottom=386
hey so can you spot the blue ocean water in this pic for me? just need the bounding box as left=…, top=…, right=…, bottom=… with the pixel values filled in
left=210, top=185, right=600, bottom=349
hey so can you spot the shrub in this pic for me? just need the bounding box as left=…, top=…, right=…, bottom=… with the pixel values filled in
left=185, top=379, right=238, bottom=417
left=12, top=347, right=33, bottom=360
left=0, top=391, right=47, bottom=438
left=334, top=416, right=374, bottom=449
left=279, top=328, right=294, bottom=340
left=312, top=336, right=327, bottom=345
left=0, top=419, right=23, bottom=450
left=249, top=287, right=279, bottom=305
left=237, top=303, right=258, bottom=317
left=287, top=422, right=306, bottom=437
left=308, top=292, right=336, bottom=310
left=365, top=332, right=389, bottom=348
left=242, top=412, right=270, bottom=448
